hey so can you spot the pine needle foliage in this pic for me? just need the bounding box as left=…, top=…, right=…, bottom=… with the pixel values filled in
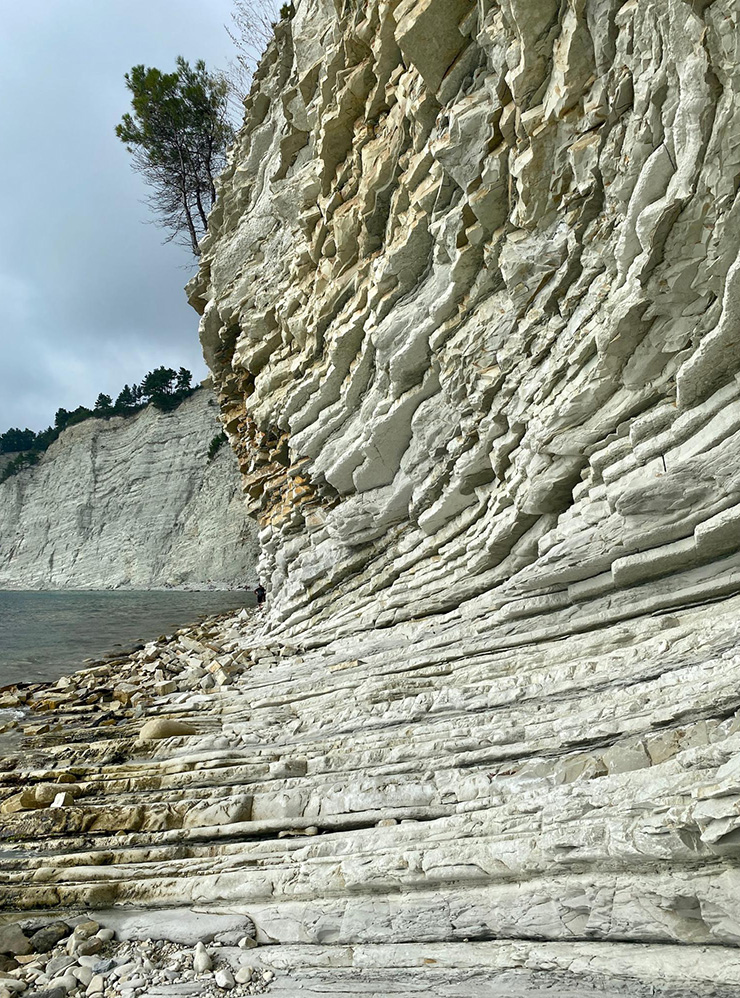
left=116, top=58, right=234, bottom=256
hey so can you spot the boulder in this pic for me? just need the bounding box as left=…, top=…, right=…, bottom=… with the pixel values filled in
left=136, top=719, right=196, bottom=742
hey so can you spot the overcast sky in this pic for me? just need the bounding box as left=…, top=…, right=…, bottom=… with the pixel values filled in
left=0, top=0, right=253, bottom=432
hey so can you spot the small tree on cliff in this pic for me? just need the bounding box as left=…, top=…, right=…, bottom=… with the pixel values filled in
left=115, top=58, right=233, bottom=256
left=94, top=393, right=113, bottom=413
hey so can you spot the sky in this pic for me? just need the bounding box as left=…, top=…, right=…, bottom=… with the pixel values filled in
left=0, top=0, right=254, bottom=433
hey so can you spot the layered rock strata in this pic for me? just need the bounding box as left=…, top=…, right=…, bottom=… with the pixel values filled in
left=3, top=606, right=740, bottom=995
left=4, top=0, right=740, bottom=994
left=0, top=388, right=257, bottom=589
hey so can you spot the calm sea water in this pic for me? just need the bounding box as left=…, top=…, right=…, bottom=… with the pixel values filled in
left=0, top=590, right=257, bottom=687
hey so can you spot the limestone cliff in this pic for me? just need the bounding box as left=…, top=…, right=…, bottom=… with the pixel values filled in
left=0, top=388, right=257, bottom=588
left=4, top=1, right=740, bottom=995
left=190, top=0, right=740, bottom=985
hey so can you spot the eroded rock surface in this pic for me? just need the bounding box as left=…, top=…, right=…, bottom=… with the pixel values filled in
left=3, top=0, right=740, bottom=993
left=0, top=388, right=257, bottom=589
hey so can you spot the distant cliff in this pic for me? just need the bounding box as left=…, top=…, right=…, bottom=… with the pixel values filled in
left=0, top=386, right=257, bottom=589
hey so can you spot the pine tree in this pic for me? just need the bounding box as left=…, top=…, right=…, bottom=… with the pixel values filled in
left=95, top=393, right=113, bottom=412
left=115, top=58, right=233, bottom=256
left=115, top=385, right=136, bottom=409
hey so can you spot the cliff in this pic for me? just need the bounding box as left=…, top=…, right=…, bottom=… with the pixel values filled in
left=0, top=388, right=257, bottom=588
left=3, top=1, right=740, bottom=995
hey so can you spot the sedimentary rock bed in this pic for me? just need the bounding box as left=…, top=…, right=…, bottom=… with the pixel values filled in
left=4, top=0, right=740, bottom=993
left=0, top=388, right=257, bottom=589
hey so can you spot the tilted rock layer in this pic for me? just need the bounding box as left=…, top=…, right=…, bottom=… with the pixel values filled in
left=0, top=388, right=257, bottom=588
left=4, top=0, right=740, bottom=994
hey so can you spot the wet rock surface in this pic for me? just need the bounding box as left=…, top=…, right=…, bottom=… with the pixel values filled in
left=3, top=604, right=740, bottom=994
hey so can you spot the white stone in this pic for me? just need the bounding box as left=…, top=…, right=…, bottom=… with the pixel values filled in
left=192, top=942, right=211, bottom=974
left=214, top=968, right=234, bottom=990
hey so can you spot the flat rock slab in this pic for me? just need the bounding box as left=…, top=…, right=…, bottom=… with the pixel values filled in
left=93, top=908, right=251, bottom=946
left=266, top=969, right=740, bottom=997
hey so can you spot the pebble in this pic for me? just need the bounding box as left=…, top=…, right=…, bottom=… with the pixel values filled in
left=45, top=956, right=76, bottom=978
left=192, top=942, right=212, bottom=974
left=85, top=974, right=104, bottom=995
left=72, top=965, right=93, bottom=987
left=237, top=936, right=256, bottom=950
left=214, top=968, right=235, bottom=990
left=112, top=962, right=136, bottom=980
left=94, top=930, right=114, bottom=944
left=234, top=967, right=253, bottom=984
left=90, top=959, right=116, bottom=974
left=47, top=972, right=78, bottom=993
left=76, top=938, right=102, bottom=957
left=73, top=921, right=99, bottom=941
left=120, top=977, right=145, bottom=990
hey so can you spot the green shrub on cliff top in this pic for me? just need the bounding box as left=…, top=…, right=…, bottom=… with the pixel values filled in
left=0, top=367, right=197, bottom=485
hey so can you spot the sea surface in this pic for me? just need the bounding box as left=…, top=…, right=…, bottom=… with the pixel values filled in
left=0, top=590, right=257, bottom=687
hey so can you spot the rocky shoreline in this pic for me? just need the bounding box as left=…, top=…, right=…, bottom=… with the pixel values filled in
left=0, top=607, right=266, bottom=768
left=3, top=600, right=740, bottom=996
left=0, top=915, right=274, bottom=998
left=0, top=609, right=281, bottom=997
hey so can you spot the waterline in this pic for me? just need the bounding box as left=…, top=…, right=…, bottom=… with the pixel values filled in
left=0, top=589, right=256, bottom=686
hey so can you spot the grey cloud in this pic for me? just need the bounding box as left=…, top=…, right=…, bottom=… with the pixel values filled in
left=0, top=0, right=245, bottom=431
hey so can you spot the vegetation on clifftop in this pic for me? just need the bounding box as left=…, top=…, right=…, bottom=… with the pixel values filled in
left=0, top=367, right=195, bottom=483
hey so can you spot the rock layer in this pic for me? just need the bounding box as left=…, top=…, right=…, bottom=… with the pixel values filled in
left=0, top=388, right=257, bottom=589
left=4, top=0, right=740, bottom=994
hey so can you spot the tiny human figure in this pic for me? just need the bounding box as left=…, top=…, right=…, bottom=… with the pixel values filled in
left=254, top=584, right=266, bottom=606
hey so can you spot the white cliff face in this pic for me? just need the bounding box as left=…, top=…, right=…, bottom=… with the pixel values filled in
left=5, top=1, right=740, bottom=995
left=0, top=388, right=257, bottom=588
left=191, top=0, right=740, bottom=640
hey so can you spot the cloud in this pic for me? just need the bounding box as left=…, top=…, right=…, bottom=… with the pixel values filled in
left=0, top=0, right=245, bottom=431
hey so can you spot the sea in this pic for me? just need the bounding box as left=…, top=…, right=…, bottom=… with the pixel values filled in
left=0, top=589, right=257, bottom=688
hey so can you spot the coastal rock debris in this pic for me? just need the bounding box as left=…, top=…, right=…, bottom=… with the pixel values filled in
left=0, top=916, right=272, bottom=997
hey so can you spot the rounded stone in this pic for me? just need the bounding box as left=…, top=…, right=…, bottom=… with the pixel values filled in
left=214, top=968, right=235, bottom=990
left=136, top=718, right=196, bottom=741
left=28, top=923, right=72, bottom=954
